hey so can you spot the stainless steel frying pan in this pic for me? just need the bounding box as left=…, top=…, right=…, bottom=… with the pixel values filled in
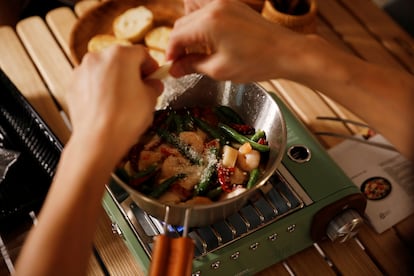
left=112, top=74, right=286, bottom=227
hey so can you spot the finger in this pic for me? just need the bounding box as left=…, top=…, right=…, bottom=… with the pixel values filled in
left=166, top=20, right=196, bottom=60
left=144, top=79, right=164, bottom=96
left=183, top=0, right=210, bottom=14
left=141, top=51, right=160, bottom=77
left=169, top=54, right=207, bottom=77
left=166, top=27, right=210, bottom=61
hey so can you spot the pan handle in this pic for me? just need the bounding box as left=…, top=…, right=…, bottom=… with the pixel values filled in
left=149, top=208, right=195, bottom=276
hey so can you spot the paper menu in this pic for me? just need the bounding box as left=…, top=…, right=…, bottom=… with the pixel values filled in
left=328, top=134, right=414, bottom=233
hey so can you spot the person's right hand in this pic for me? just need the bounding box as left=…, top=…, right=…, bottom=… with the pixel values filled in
left=167, top=0, right=303, bottom=82
left=67, top=45, right=163, bottom=165
left=183, top=0, right=213, bottom=14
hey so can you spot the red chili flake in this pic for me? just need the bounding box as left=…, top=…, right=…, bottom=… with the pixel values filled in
left=203, top=108, right=219, bottom=125
left=257, top=137, right=268, bottom=145
left=193, top=107, right=218, bottom=126
left=217, top=165, right=235, bottom=192
left=205, top=139, right=220, bottom=150
left=230, top=124, right=255, bottom=135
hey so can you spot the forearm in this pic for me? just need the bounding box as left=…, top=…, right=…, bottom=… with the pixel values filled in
left=13, top=45, right=160, bottom=276
left=15, top=135, right=117, bottom=276
left=277, top=35, right=414, bottom=160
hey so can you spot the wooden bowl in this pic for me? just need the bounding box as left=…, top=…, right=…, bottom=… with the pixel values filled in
left=69, top=0, right=184, bottom=65
left=261, top=0, right=317, bottom=34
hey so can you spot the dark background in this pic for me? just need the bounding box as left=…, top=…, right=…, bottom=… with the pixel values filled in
left=21, top=0, right=74, bottom=18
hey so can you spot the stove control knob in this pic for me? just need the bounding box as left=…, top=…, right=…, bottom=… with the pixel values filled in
left=326, top=209, right=363, bottom=242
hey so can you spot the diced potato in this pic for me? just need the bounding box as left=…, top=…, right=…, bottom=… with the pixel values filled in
left=238, top=142, right=252, bottom=154
left=222, top=145, right=238, bottom=168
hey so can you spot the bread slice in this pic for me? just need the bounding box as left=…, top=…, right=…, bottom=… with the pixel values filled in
left=148, top=48, right=166, bottom=65
left=87, top=34, right=132, bottom=53
left=144, top=26, right=172, bottom=52
left=113, top=6, right=154, bottom=43
left=146, top=61, right=172, bottom=80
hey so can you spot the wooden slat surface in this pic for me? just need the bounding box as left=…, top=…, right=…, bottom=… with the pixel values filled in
left=338, top=0, right=414, bottom=74
left=395, top=215, right=414, bottom=248
left=319, top=238, right=383, bottom=275
left=318, top=0, right=406, bottom=69
left=261, top=80, right=354, bottom=148
left=16, top=16, right=72, bottom=114
left=74, top=0, right=101, bottom=16
left=0, top=26, right=71, bottom=143
left=356, top=224, right=414, bottom=274
left=284, top=246, right=336, bottom=275
left=1, top=0, right=413, bottom=275
left=45, top=7, right=79, bottom=64
left=93, top=208, right=145, bottom=276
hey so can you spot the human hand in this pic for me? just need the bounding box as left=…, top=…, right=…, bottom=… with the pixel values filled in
left=67, top=45, right=163, bottom=162
left=183, top=0, right=212, bottom=14
left=167, top=0, right=301, bottom=82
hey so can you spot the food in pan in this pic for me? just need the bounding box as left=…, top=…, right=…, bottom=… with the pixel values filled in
left=360, top=177, right=391, bottom=200
left=87, top=5, right=171, bottom=65
left=116, top=105, right=270, bottom=205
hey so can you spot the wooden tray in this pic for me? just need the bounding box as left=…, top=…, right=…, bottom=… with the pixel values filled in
left=69, top=0, right=184, bottom=65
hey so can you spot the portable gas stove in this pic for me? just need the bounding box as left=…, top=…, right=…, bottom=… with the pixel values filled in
left=102, top=93, right=367, bottom=275
left=0, top=68, right=366, bottom=274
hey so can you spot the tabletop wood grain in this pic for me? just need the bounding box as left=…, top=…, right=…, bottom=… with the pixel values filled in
left=0, top=0, right=413, bottom=275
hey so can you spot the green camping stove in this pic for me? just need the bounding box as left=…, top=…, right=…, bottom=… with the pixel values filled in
left=102, top=92, right=366, bottom=276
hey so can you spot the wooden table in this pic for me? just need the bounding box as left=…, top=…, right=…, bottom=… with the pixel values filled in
left=0, top=0, right=413, bottom=275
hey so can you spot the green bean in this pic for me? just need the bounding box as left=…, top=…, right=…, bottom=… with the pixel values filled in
left=182, top=112, right=196, bottom=131
left=173, top=113, right=184, bottom=133
left=247, top=168, right=260, bottom=189
left=250, top=129, right=266, bottom=142
left=214, top=105, right=244, bottom=124
left=193, top=117, right=224, bottom=142
left=219, top=123, right=270, bottom=152
left=129, top=164, right=158, bottom=186
left=131, top=164, right=158, bottom=179
left=195, top=145, right=219, bottom=195
left=149, top=173, right=186, bottom=198
left=206, top=186, right=223, bottom=200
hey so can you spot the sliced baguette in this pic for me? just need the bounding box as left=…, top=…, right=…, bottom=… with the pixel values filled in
left=113, top=6, right=154, bottom=43
left=87, top=34, right=132, bottom=53
left=144, top=26, right=172, bottom=52
left=148, top=48, right=167, bottom=65
left=146, top=61, right=172, bottom=80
